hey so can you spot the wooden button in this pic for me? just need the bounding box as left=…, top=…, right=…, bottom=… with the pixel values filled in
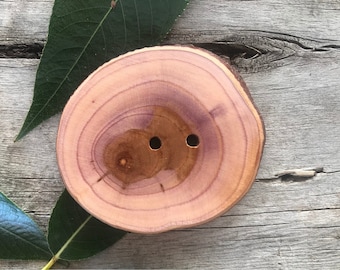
left=56, top=46, right=265, bottom=233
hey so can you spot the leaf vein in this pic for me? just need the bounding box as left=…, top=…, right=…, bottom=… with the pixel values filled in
left=133, top=0, right=141, bottom=46
left=19, top=7, right=113, bottom=137
left=119, top=0, right=128, bottom=50
left=0, top=224, right=50, bottom=256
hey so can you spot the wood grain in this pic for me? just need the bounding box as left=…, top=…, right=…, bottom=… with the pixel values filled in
left=1, top=0, right=340, bottom=268
left=56, top=46, right=264, bottom=233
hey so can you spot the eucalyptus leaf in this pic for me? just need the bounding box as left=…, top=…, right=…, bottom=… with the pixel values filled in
left=0, top=192, right=51, bottom=259
left=47, top=190, right=127, bottom=262
left=16, top=0, right=189, bottom=140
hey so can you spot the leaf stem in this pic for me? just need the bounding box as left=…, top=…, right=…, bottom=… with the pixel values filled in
left=41, top=256, right=58, bottom=270
left=41, top=215, right=92, bottom=270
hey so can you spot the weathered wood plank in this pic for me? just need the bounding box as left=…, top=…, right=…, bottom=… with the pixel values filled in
left=0, top=0, right=53, bottom=44
left=1, top=0, right=340, bottom=44
left=170, top=0, right=340, bottom=42
left=2, top=172, right=340, bottom=269
left=0, top=59, right=63, bottom=231
left=1, top=0, right=340, bottom=269
left=1, top=48, right=340, bottom=269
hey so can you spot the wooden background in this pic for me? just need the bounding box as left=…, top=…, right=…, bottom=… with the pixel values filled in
left=1, top=0, right=340, bottom=269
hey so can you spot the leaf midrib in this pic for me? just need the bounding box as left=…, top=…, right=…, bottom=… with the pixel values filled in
left=42, top=215, right=92, bottom=270
left=0, top=225, right=51, bottom=257
left=16, top=6, right=113, bottom=140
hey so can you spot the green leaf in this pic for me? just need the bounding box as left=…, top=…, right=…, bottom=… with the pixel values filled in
left=47, top=190, right=127, bottom=263
left=16, top=0, right=189, bottom=140
left=0, top=192, right=51, bottom=259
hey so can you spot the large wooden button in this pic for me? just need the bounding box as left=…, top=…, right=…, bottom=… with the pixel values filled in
left=56, top=46, right=265, bottom=233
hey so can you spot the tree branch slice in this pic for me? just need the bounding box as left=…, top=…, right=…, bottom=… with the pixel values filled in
left=56, top=45, right=265, bottom=234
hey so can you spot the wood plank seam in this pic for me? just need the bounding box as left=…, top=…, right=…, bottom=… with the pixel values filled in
left=0, top=43, right=44, bottom=58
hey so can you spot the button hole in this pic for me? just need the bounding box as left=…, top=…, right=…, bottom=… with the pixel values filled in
left=149, top=136, right=162, bottom=150
left=186, top=134, right=200, bottom=148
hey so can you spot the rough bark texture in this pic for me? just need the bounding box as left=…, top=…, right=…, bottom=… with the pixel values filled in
left=0, top=0, right=339, bottom=269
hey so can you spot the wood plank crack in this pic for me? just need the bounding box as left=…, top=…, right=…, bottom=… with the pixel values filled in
left=0, top=43, right=44, bottom=59
left=256, top=167, right=325, bottom=182
left=195, top=31, right=340, bottom=72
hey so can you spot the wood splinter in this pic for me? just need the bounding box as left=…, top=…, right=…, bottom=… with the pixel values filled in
left=56, top=45, right=265, bottom=234
left=275, top=167, right=324, bottom=178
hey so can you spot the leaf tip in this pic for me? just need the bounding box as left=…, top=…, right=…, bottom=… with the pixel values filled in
left=14, top=130, right=25, bottom=142
left=15, top=125, right=29, bottom=142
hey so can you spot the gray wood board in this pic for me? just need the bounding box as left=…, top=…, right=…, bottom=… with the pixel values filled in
left=1, top=0, right=340, bottom=269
